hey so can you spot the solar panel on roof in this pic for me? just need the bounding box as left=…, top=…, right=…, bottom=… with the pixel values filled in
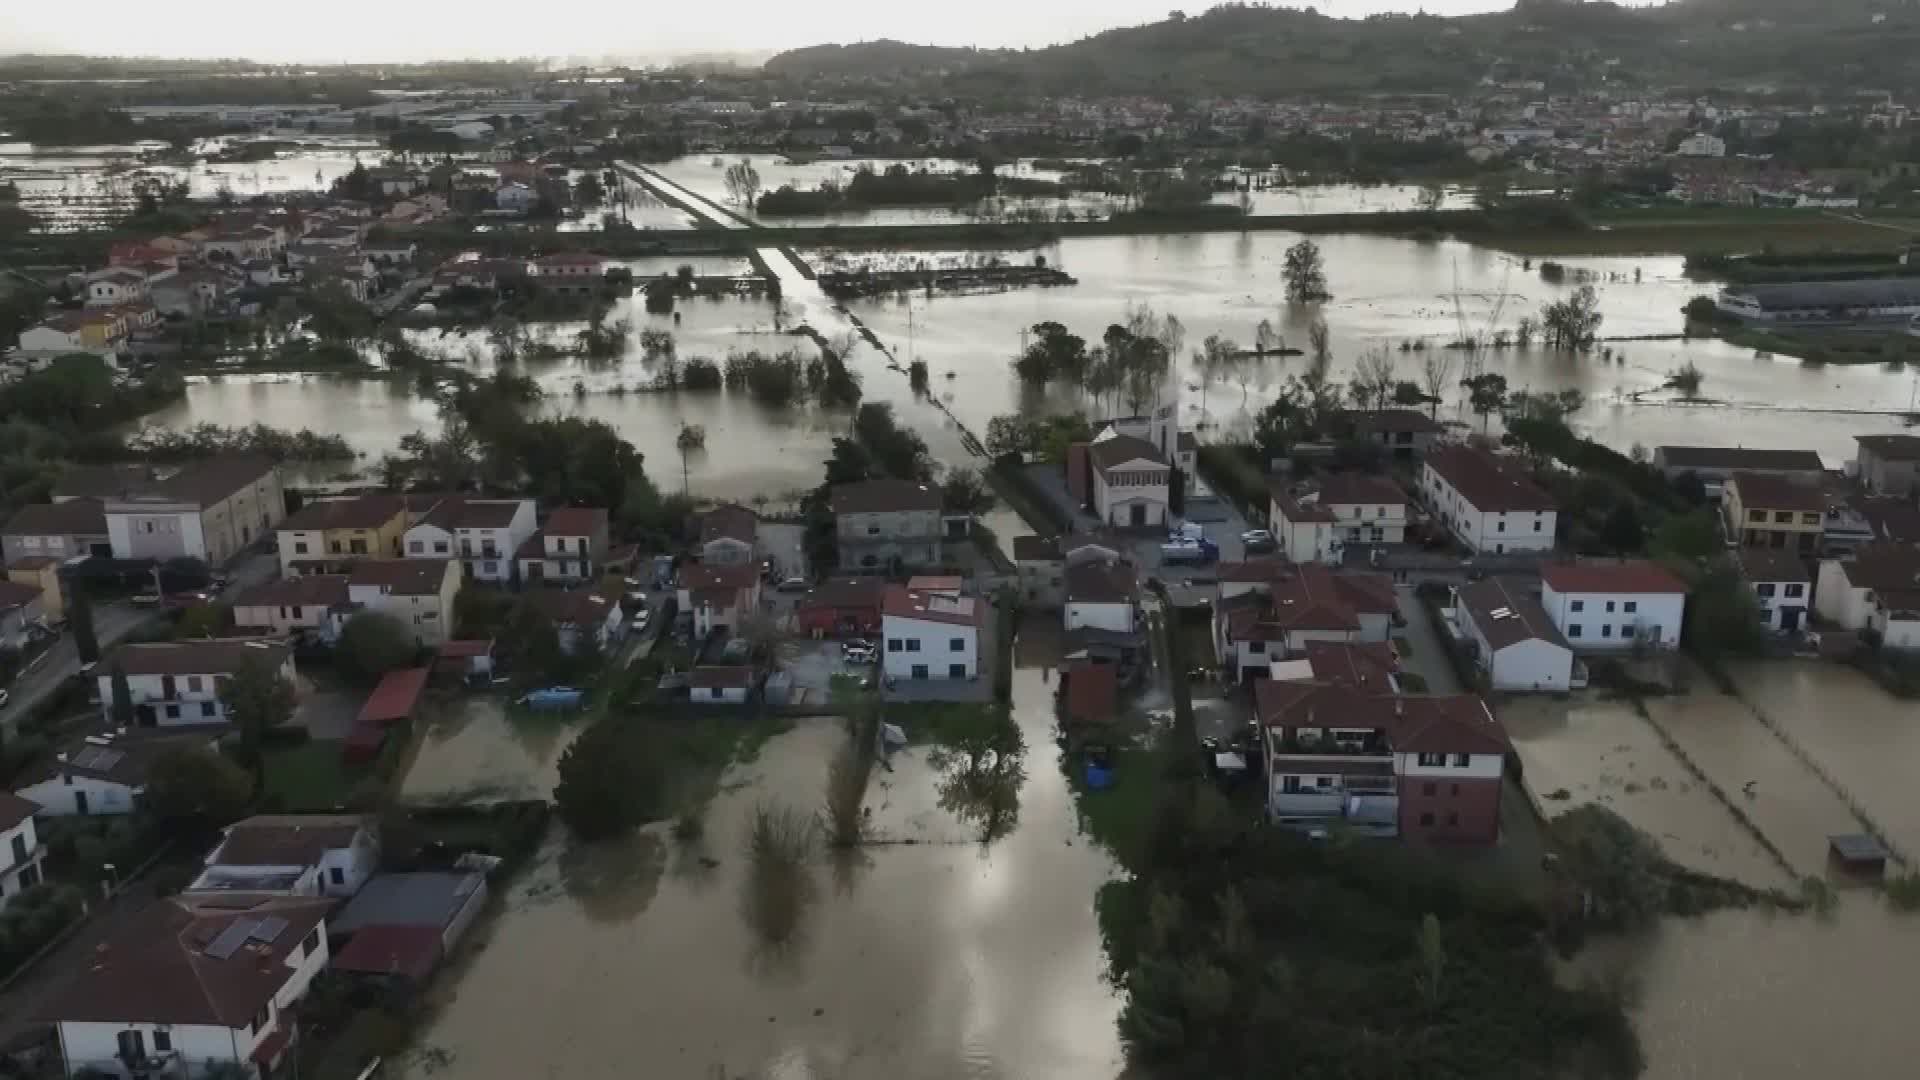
left=204, top=918, right=259, bottom=959
left=249, top=915, right=290, bottom=943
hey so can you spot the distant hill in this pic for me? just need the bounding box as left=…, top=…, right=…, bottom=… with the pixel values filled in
left=762, top=40, right=997, bottom=79
left=765, top=3, right=1920, bottom=96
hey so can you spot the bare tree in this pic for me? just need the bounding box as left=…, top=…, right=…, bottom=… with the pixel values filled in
left=1254, top=318, right=1283, bottom=356
left=1193, top=334, right=1239, bottom=420
left=1350, top=347, right=1397, bottom=412
left=1420, top=349, right=1458, bottom=419
left=723, top=158, right=762, bottom=208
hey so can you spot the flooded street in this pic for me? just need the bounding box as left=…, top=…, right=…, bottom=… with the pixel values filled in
left=400, top=698, right=582, bottom=807
left=403, top=627, right=1125, bottom=1080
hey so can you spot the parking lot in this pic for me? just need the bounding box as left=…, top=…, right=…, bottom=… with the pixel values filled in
left=1020, top=462, right=1258, bottom=584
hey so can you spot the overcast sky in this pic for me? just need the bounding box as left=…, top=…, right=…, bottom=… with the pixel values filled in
left=0, top=1, right=1556, bottom=64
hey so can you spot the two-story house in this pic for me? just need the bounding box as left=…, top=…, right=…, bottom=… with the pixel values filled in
left=1724, top=471, right=1825, bottom=554
left=0, top=794, right=47, bottom=909
left=1419, top=445, right=1557, bottom=554
left=1451, top=576, right=1575, bottom=692
left=275, top=494, right=410, bottom=575
left=1538, top=561, right=1687, bottom=651
left=1269, top=473, right=1409, bottom=564
left=1652, top=445, right=1825, bottom=498
left=103, top=458, right=285, bottom=567
left=677, top=564, right=761, bottom=638
left=1214, top=561, right=1397, bottom=679
left=881, top=585, right=984, bottom=681
left=1340, top=408, right=1444, bottom=460
left=347, top=559, right=461, bottom=646
left=1, top=498, right=110, bottom=565
left=230, top=575, right=352, bottom=640
left=1256, top=679, right=1510, bottom=845
left=1063, top=559, right=1139, bottom=636
left=697, top=504, right=759, bottom=566
left=831, top=478, right=944, bottom=572
left=45, top=894, right=333, bottom=1080
left=188, top=814, right=378, bottom=898
left=1854, top=434, right=1920, bottom=497
left=84, top=267, right=154, bottom=308
left=517, top=507, right=610, bottom=584
left=15, top=731, right=212, bottom=818
left=1734, top=547, right=1812, bottom=633
left=1009, top=534, right=1121, bottom=611
left=1086, top=434, right=1171, bottom=529
left=525, top=586, right=625, bottom=654
left=98, top=640, right=295, bottom=729
left=405, top=497, right=537, bottom=583
left=531, top=252, right=608, bottom=296
left=1815, top=543, right=1920, bottom=649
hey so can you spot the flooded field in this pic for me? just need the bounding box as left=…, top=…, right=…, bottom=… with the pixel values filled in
left=1501, top=696, right=1792, bottom=891
left=399, top=698, right=582, bottom=807
left=1642, top=688, right=1859, bottom=878
left=1729, top=660, right=1920, bottom=859
left=403, top=631, right=1125, bottom=1080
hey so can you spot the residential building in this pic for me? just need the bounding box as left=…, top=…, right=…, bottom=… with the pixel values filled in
left=1256, top=681, right=1509, bottom=845
left=831, top=478, right=944, bottom=571
left=3, top=499, right=111, bottom=565
left=1452, top=577, right=1575, bottom=692
left=532, top=252, right=608, bottom=295
left=275, top=494, right=410, bottom=574
left=696, top=504, right=758, bottom=566
left=326, top=871, right=489, bottom=983
left=1724, top=471, right=1825, bottom=553
left=15, top=310, right=127, bottom=360
left=881, top=585, right=984, bottom=681
left=189, top=814, right=378, bottom=898
left=148, top=270, right=228, bottom=318
left=8, top=557, right=66, bottom=620
left=103, top=458, right=285, bottom=566
left=0, top=794, right=47, bottom=908
left=43, top=894, right=332, bottom=1080
left=517, top=507, right=609, bottom=584
left=796, top=577, right=885, bottom=638
left=1652, top=445, right=1824, bottom=496
left=1063, top=560, right=1139, bottom=636
left=1269, top=473, right=1409, bottom=565
left=688, top=666, right=756, bottom=705
left=1087, top=434, right=1171, bottom=529
left=0, top=581, right=47, bottom=649
left=677, top=563, right=761, bottom=638
left=1816, top=544, right=1920, bottom=649
left=1341, top=408, right=1444, bottom=459
left=15, top=731, right=212, bottom=817
left=1008, top=534, right=1120, bottom=609
left=1854, top=435, right=1920, bottom=497
left=1214, top=561, right=1396, bottom=679
left=230, top=575, right=351, bottom=640
left=496, top=183, right=539, bottom=212
left=1736, top=547, right=1812, bottom=633
left=404, top=497, right=536, bottom=582
left=97, top=640, right=294, bottom=729
left=84, top=268, right=152, bottom=309
left=1418, top=444, right=1557, bottom=554
left=1538, top=561, right=1688, bottom=650
left=1678, top=132, right=1728, bottom=157
left=524, top=586, right=624, bottom=654
left=347, top=559, right=461, bottom=646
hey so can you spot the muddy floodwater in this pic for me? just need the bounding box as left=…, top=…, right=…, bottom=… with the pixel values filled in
left=402, top=630, right=1125, bottom=1080
left=399, top=698, right=582, bottom=807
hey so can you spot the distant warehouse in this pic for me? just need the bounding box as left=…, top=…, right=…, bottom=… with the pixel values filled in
left=1716, top=280, right=1920, bottom=325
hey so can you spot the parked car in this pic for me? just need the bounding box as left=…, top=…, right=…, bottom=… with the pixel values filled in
left=777, top=576, right=809, bottom=592
left=1240, top=529, right=1275, bottom=552
left=0, top=689, right=9, bottom=708
left=631, top=608, right=653, bottom=631
left=128, top=593, right=162, bottom=607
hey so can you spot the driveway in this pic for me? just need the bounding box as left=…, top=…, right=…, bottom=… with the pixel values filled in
left=6, top=602, right=154, bottom=730
left=1392, top=585, right=1463, bottom=695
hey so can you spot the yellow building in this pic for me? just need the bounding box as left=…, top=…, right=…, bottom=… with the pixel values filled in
left=276, top=495, right=412, bottom=575
left=5, top=557, right=62, bottom=619
left=1724, top=471, right=1826, bottom=554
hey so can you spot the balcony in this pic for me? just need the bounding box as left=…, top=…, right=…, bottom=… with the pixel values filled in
left=1267, top=730, right=1391, bottom=758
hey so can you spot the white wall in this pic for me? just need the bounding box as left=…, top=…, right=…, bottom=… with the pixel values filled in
left=1393, top=751, right=1505, bottom=780
left=1539, top=587, right=1684, bottom=649
left=1751, top=578, right=1811, bottom=631
left=1064, top=600, right=1133, bottom=635
left=693, top=686, right=750, bottom=704
left=17, top=773, right=140, bottom=817
left=882, top=615, right=979, bottom=679
left=1815, top=561, right=1873, bottom=629
left=1092, top=466, right=1169, bottom=528
left=1420, top=462, right=1556, bottom=554
left=1271, top=502, right=1335, bottom=565
left=1488, top=638, right=1572, bottom=692
left=316, top=832, right=378, bottom=897
left=0, top=815, right=42, bottom=908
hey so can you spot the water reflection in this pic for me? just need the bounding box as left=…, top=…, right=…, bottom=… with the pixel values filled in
left=558, top=831, right=667, bottom=924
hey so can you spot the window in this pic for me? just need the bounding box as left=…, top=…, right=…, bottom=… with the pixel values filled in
left=164, top=705, right=179, bottom=719
left=906, top=639, right=920, bottom=653
left=1568, top=624, right=1583, bottom=638
left=1248, top=640, right=1266, bottom=654
left=866, top=525, right=880, bottom=536
left=201, top=703, right=215, bottom=718
left=1620, top=623, right=1634, bottom=638
left=1422, top=782, right=1436, bottom=795
left=1446, top=812, right=1460, bottom=827
left=153, top=1030, right=171, bottom=1054
left=1601, top=624, right=1613, bottom=638
left=350, top=539, right=368, bottom=555
left=1605, top=600, right=1615, bottom=613
left=1623, top=601, right=1637, bottom=613
left=10, top=834, right=24, bottom=864
left=1534, top=519, right=1543, bottom=532
left=1785, top=583, right=1805, bottom=598
left=1416, top=752, right=1444, bottom=767
left=408, top=540, right=424, bottom=554
left=1802, top=512, right=1820, bottom=525
left=1419, top=812, right=1436, bottom=827
left=1496, top=520, right=1505, bottom=533
left=1452, top=753, right=1470, bottom=767
left=294, top=541, right=308, bottom=555
left=949, top=637, right=965, bottom=652
left=187, top=676, right=203, bottom=693
left=1774, top=511, right=1793, bottom=524
left=949, top=663, right=967, bottom=678
left=1316, top=776, right=1333, bottom=788
left=433, top=541, right=449, bottom=554
left=329, top=867, right=344, bottom=886
left=1748, top=509, right=1766, bottom=523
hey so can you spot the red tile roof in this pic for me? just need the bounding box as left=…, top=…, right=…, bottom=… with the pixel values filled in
left=330, top=924, right=441, bottom=981
left=698, top=504, right=758, bottom=546
left=1300, top=641, right=1399, bottom=689
left=0, top=792, right=37, bottom=832
left=882, top=585, right=983, bottom=628
left=1255, top=681, right=1508, bottom=756
left=829, top=478, right=942, bottom=515
left=112, top=640, right=289, bottom=677
left=1315, top=472, right=1409, bottom=507
left=1063, top=661, right=1117, bottom=725
left=357, top=668, right=430, bottom=727
left=349, top=559, right=451, bottom=596
left=232, top=575, right=350, bottom=610
left=1087, top=434, right=1167, bottom=474
left=543, top=506, right=607, bottom=538
left=278, top=494, right=407, bottom=532
left=1539, top=560, right=1687, bottom=595
left=798, top=577, right=885, bottom=610
left=214, top=815, right=367, bottom=867
left=1425, top=445, right=1556, bottom=512
left=688, top=665, right=755, bottom=689
left=1728, top=471, right=1827, bottom=513
left=680, top=563, right=758, bottom=592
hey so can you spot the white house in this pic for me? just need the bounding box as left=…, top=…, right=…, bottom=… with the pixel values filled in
left=881, top=585, right=984, bottom=681
left=496, top=183, right=540, bottom=213
left=1270, top=473, right=1410, bottom=565
left=1213, top=561, right=1396, bottom=679
left=97, top=640, right=295, bottom=729
left=188, top=814, right=378, bottom=899
left=1419, top=444, right=1558, bottom=554
left=46, top=894, right=332, bottom=1080
left=1453, top=577, right=1574, bottom=692
left=14, top=732, right=212, bottom=818
left=1086, top=434, right=1170, bottom=529
left=404, top=497, right=536, bottom=583
left=1063, top=560, right=1138, bottom=635
left=678, top=563, right=761, bottom=638
left=84, top=268, right=152, bottom=308
left=347, top=559, right=461, bottom=646
left=1538, top=561, right=1688, bottom=650
left=1678, top=132, right=1728, bottom=157
left=102, top=457, right=286, bottom=567
left=517, top=507, right=609, bottom=584
left=1736, top=547, right=1813, bottom=634
left=688, top=666, right=755, bottom=705
left=1815, top=544, right=1920, bottom=649
left=0, top=794, right=47, bottom=909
